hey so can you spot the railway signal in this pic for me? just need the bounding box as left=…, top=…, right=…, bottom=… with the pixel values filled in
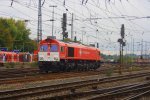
left=118, top=24, right=126, bottom=74
left=121, top=24, right=125, bottom=39
left=62, top=13, right=67, bottom=32
left=62, top=13, right=68, bottom=39
left=63, top=32, right=68, bottom=38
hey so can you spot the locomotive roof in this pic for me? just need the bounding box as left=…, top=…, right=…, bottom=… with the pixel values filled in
left=41, top=38, right=100, bottom=51
left=57, top=39, right=100, bottom=51
left=0, top=51, right=17, bottom=54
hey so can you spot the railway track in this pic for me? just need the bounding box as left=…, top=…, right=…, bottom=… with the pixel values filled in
left=0, top=62, right=124, bottom=80
left=0, top=68, right=40, bottom=79
left=0, top=63, right=147, bottom=82
left=0, top=64, right=108, bottom=80
left=0, top=71, right=102, bottom=84
left=49, top=82, right=150, bottom=100
left=0, top=65, right=117, bottom=85
left=0, top=71, right=150, bottom=100
left=0, top=66, right=146, bottom=85
left=123, top=89, right=150, bottom=100
left=85, top=82, right=150, bottom=100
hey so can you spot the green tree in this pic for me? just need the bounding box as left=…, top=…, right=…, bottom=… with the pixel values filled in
left=0, top=18, right=36, bottom=52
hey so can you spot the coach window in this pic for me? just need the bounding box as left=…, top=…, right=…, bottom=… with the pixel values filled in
left=50, top=44, right=58, bottom=52
left=61, top=46, right=64, bottom=52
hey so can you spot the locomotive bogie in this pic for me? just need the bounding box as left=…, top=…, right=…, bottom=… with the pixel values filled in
left=38, top=61, right=60, bottom=72
left=38, top=59, right=100, bottom=72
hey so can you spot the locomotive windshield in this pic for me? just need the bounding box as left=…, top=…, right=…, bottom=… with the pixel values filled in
left=50, top=44, right=58, bottom=52
left=40, top=44, right=48, bottom=52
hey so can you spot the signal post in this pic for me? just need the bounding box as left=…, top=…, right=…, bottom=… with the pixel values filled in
left=118, top=24, right=126, bottom=74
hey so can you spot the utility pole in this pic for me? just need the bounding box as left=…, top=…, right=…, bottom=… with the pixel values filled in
left=71, top=13, right=74, bottom=40
left=133, top=38, right=134, bottom=63
left=96, top=29, right=99, bottom=48
left=141, top=39, right=143, bottom=59
left=125, top=43, right=128, bottom=66
left=82, top=27, right=85, bottom=44
left=86, top=35, right=89, bottom=45
left=82, top=32, right=83, bottom=44
left=50, top=5, right=57, bottom=36
left=37, top=0, right=42, bottom=43
left=130, top=36, right=133, bottom=67
left=133, top=39, right=134, bottom=56
left=145, top=41, right=147, bottom=59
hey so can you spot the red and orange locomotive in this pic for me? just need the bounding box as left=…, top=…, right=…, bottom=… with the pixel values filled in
left=38, top=36, right=101, bottom=72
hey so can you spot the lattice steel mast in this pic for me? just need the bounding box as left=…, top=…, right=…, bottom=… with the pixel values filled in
left=37, top=0, right=42, bottom=43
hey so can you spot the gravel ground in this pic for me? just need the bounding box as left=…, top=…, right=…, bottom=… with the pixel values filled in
left=0, top=68, right=150, bottom=91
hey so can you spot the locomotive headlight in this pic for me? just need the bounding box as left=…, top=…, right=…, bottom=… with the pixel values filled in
left=39, top=55, right=44, bottom=61
left=39, top=57, right=44, bottom=61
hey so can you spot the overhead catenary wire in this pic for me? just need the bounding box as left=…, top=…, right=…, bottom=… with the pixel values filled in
left=0, top=0, right=150, bottom=53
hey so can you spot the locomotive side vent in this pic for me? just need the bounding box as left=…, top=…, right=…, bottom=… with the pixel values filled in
left=68, top=47, right=74, bottom=57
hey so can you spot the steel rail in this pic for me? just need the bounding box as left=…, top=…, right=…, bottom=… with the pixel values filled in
left=0, top=72, right=150, bottom=100
left=0, top=68, right=39, bottom=79
left=87, top=82, right=150, bottom=100
left=42, top=82, right=143, bottom=100
left=123, top=89, right=150, bottom=100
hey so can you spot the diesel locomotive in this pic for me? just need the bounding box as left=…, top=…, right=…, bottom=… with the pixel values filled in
left=38, top=36, right=101, bottom=72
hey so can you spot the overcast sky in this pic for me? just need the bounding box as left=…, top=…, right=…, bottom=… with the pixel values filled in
left=0, top=0, right=150, bottom=55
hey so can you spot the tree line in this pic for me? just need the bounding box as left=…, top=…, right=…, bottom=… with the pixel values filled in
left=0, top=18, right=37, bottom=53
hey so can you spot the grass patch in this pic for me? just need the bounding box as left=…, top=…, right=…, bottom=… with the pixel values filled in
left=106, top=69, right=114, bottom=77
left=4, top=62, right=15, bottom=68
left=128, top=66, right=141, bottom=72
left=3, top=62, right=38, bottom=69
left=30, top=62, right=38, bottom=68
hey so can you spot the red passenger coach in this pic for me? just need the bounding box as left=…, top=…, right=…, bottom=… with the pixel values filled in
left=0, top=51, right=36, bottom=65
left=0, top=51, right=18, bottom=64
left=38, top=36, right=101, bottom=72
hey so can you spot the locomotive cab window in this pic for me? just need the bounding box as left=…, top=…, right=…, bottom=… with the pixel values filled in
left=40, top=44, right=48, bottom=52
left=61, top=46, right=64, bottom=52
left=50, top=44, right=58, bottom=52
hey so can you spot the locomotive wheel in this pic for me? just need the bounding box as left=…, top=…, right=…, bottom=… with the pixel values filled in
left=60, top=65, right=65, bottom=71
left=45, top=71, right=48, bottom=73
left=66, top=65, right=71, bottom=72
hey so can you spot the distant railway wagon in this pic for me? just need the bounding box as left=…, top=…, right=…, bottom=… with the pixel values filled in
left=18, top=53, right=32, bottom=62
left=0, top=51, right=18, bottom=63
left=38, top=36, right=101, bottom=72
left=0, top=51, right=36, bottom=66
